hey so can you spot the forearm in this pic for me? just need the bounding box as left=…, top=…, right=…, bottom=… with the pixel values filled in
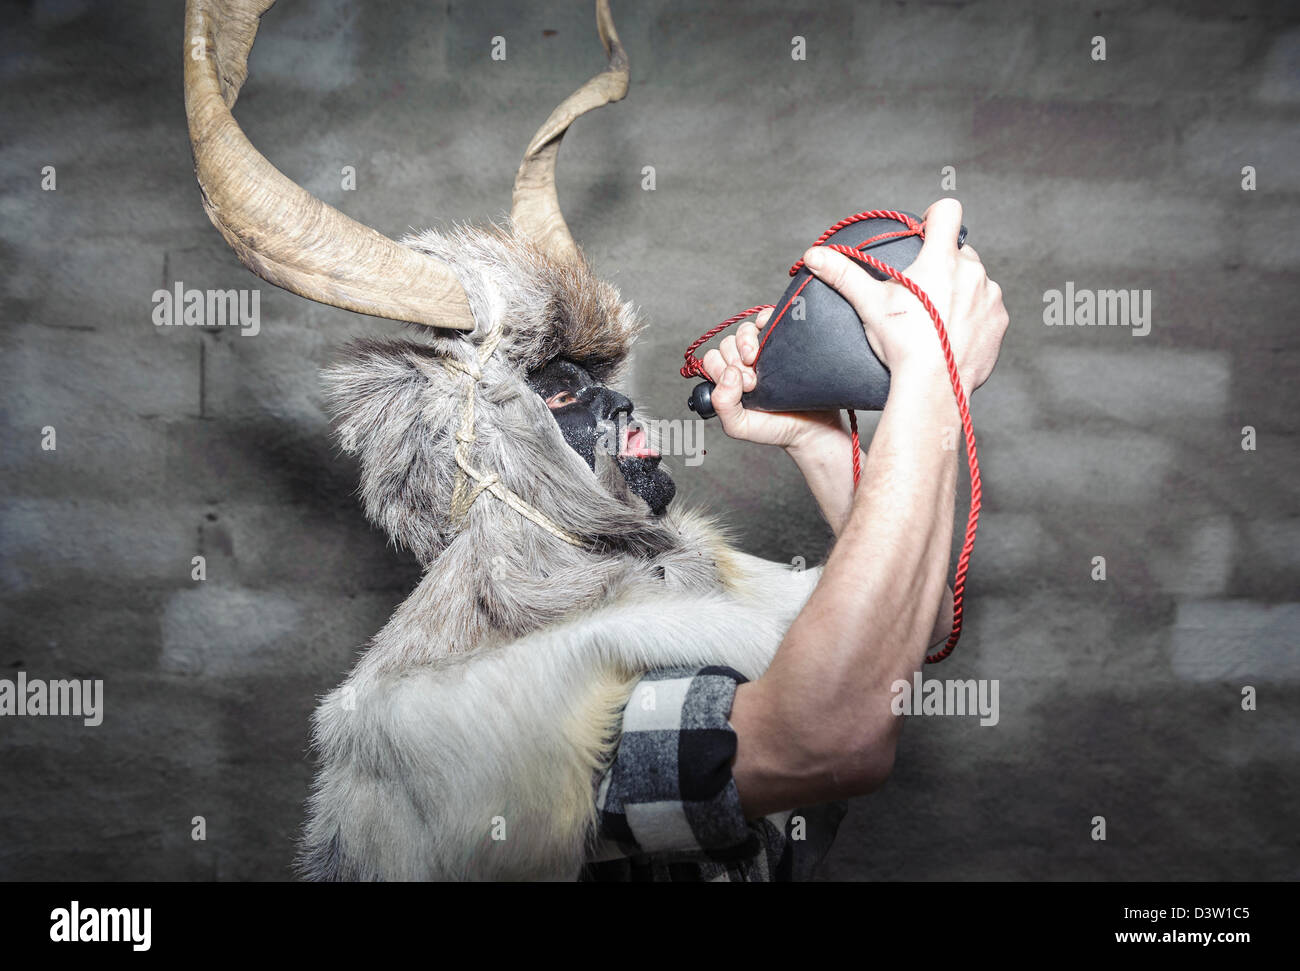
left=785, top=421, right=856, bottom=536
left=732, top=367, right=959, bottom=814
left=787, top=418, right=955, bottom=643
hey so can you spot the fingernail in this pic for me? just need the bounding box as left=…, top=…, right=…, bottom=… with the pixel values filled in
left=803, top=247, right=825, bottom=272
left=723, top=367, right=738, bottom=385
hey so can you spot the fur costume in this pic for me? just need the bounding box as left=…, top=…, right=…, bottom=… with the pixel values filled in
left=297, top=226, right=824, bottom=880
left=178, top=0, right=825, bottom=880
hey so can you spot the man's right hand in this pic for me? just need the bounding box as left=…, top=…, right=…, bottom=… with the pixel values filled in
left=799, top=198, right=1009, bottom=395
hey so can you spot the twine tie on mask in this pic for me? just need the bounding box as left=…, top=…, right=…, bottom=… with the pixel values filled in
left=425, top=319, right=587, bottom=549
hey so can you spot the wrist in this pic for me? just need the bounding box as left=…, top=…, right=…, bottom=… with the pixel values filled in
left=888, top=363, right=962, bottom=414
left=784, top=420, right=848, bottom=464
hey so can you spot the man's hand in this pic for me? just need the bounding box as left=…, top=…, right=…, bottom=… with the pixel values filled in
left=800, top=198, right=1008, bottom=394
left=699, top=308, right=848, bottom=454
left=700, top=309, right=857, bottom=532
left=699, top=199, right=1006, bottom=539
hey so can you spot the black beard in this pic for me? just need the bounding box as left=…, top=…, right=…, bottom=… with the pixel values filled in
left=615, top=454, right=676, bottom=516
left=549, top=411, right=676, bottom=516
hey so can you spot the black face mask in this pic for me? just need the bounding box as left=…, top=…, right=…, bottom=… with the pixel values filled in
left=526, top=357, right=676, bottom=516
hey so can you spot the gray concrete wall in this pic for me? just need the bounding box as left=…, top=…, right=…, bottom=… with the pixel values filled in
left=1, top=0, right=1296, bottom=880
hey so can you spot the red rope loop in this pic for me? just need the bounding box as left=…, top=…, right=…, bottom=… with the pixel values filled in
left=680, top=210, right=981, bottom=664
left=679, top=305, right=774, bottom=380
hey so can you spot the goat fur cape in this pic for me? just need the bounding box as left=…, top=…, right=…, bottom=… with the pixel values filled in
left=297, top=225, right=823, bottom=880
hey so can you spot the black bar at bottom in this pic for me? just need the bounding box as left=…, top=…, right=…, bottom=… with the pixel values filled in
left=0, top=880, right=1283, bottom=957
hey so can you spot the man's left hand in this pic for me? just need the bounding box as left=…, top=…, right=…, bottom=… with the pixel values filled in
left=701, top=308, right=848, bottom=454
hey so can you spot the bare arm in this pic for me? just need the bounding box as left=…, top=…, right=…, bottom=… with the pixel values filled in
left=709, top=199, right=1009, bottom=817
left=701, top=311, right=856, bottom=535
left=700, top=304, right=955, bottom=649
left=730, top=369, right=959, bottom=814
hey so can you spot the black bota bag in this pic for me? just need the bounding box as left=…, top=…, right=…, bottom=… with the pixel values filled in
left=687, top=211, right=966, bottom=418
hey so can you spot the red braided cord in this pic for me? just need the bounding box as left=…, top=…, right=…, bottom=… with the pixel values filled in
left=681, top=211, right=923, bottom=377
left=847, top=409, right=862, bottom=489
left=800, top=209, right=924, bottom=259
left=823, top=239, right=982, bottom=663
left=680, top=210, right=981, bottom=664
left=680, top=305, right=774, bottom=379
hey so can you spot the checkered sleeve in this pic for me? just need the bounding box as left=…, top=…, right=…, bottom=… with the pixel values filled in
left=590, top=665, right=760, bottom=863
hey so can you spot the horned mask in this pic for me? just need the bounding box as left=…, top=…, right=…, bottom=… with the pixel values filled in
left=185, top=0, right=686, bottom=574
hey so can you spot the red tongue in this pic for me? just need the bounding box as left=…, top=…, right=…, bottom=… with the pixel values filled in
left=623, top=429, right=658, bottom=458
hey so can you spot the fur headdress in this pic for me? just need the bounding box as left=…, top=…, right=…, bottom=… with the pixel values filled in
left=323, top=224, right=663, bottom=570
left=319, top=219, right=732, bottom=652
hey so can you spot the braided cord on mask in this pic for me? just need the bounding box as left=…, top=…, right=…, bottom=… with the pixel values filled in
left=431, top=320, right=587, bottom=549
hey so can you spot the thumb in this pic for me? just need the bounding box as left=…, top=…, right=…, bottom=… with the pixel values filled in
left=913, top=198, right=963, bottom=273
left=801, top=245, right=890, bottom=330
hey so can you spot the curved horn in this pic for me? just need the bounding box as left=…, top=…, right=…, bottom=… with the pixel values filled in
left=511, top=0, right=629, bottom=264
left=183, top=0, right=475, bottom=330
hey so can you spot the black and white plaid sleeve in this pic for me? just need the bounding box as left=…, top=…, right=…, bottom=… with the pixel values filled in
left=589, top=665, right=761, bottom=863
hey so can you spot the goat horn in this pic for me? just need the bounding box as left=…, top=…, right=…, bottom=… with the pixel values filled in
left=511, top=0, right=629, bottom=264
left=183, top=0, right=475, bottom=330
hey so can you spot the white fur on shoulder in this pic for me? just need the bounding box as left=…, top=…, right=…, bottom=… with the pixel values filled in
left=300, top=554, right=821, bottom=881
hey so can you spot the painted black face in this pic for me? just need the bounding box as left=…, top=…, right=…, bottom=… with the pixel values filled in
left=527, top=357, right=676, bottom=515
